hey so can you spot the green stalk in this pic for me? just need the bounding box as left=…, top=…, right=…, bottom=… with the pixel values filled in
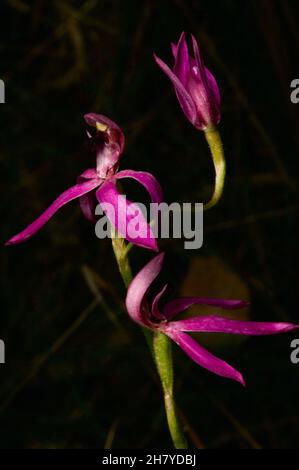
left=111, top=232, right=187, bottom=448
left=111, top=235, right=132, bottom=288
left=204, top=126, right=226, bottom=210
left=153, top=332, right=187, bottom=448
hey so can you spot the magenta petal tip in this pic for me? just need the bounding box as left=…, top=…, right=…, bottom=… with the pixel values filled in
left=238, top=374, right=246, bottom=387
left=5, top=238, right=16, bottom=246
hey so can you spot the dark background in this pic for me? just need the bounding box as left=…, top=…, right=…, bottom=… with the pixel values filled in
left=1, top=0, right=299, bottom=448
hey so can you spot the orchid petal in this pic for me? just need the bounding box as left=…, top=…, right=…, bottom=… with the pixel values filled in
left=77, top=169, right=103, bottom=222
left=96, top=180, right=158, bottom=251
left=171, top=42, right=177, bottom=58
left=204, top=66, right=221, bottom=112
left=152, top=284, right=168, bottom=320
left=153, top=53, right=197, bottom=125
left=5, top=179, right=101, bottom=245
left=191, top=35, right=221, bottom=124
left=165, top=329, right=245, bottom=385
left=162, top=297, right=249, bottom=320
left=84, top=113, right=125, bottom=178
left=126, top=253, right=165, bottom=325
left=77, top=168, right=99, bottom=180
left=84, top=113, right=125, bottom=153
left=173, top=32, right=190, bottom=85
left=191, top=34, right=205, bottom=76
left=116, top=170, right=163, bottom=204
left=170, top=315, right=299, bottom=336
left=78, top=193, right=98, bottom=222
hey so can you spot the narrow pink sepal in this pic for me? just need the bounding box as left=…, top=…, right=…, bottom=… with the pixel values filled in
left=165, top=329, right=245, bottom=386
left=5, top=179, right=100, bottom=245
left=170, top=315, right=299, bottom=336
left=153, top=53, right=198, bottom=125
left=115, top=170, right=163, bottom=204
left=162, top=297, right=249, bottom=319
left=96, top=180, right=159, bottom=251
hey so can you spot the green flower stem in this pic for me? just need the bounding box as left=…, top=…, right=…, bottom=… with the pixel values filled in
left=204, top=126, right=226, bottom=210
left=111, top=231, right=153, bottom=352
left=111, top=235, right=132, bottom=288
left=153, top=332, right=187, bottom=449
left=111, top=232, right=187, bottom=448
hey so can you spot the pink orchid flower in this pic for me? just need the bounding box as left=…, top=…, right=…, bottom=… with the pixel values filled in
left=6, top=113, right=163, bottom=251
left=126, top=253, right=298, bottom=385
left=154, top=32, right=220, bottom=130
